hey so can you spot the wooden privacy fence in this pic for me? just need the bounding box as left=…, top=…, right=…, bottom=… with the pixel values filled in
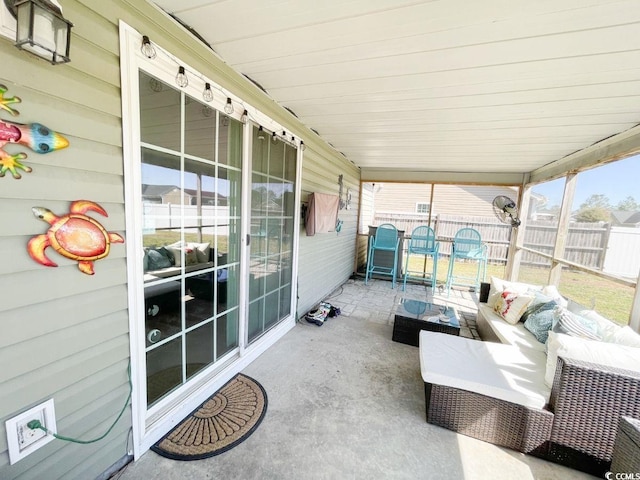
left=372, top=213, right=617, bottom=271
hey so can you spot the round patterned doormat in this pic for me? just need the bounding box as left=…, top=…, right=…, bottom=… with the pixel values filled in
left=151, top=374, right=267, bottom=460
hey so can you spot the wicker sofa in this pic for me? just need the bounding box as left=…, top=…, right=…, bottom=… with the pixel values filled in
left=419, top=278, right=640, bottom=477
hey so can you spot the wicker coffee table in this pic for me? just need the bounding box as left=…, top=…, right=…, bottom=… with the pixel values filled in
left=392, top=299, right=460, bottom=346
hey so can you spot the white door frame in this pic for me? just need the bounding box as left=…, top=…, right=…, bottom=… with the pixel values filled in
left=119, top=21, right=302, bottom=459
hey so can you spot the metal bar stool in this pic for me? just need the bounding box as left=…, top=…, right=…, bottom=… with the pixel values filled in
left=365, top=223, right=400, bottom=288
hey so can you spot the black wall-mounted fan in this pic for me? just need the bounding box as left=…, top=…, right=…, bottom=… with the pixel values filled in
left=492, top=195, right=521, bottom=227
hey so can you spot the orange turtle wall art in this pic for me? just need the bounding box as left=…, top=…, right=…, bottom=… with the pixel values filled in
left=28, top=200, right=124, bottom=275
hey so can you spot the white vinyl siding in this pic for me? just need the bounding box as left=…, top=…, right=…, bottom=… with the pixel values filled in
left=0, top=1, right=129, bottom=478
left=297, top=147, right=359, bottom=317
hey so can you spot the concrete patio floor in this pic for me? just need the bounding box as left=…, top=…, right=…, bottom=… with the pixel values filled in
left=116, top=278, right=595, bottom=479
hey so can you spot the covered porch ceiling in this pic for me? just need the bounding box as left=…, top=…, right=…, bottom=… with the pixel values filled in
left=153, top=0, right=640, bottom=182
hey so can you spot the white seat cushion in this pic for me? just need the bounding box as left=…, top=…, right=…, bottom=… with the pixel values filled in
left=419, top=331, right=550, bottom=409
left=478, top=304, right=546, bottom=352
left=545, top=331, right=640, bottom=387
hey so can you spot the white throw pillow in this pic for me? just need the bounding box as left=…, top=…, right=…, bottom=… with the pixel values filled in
left=545, top=331, right=640, bottom=388
left=487, top=276, right=539, bottom=308
left=611, top=326, right=640, bottom=348
left=580, top=310, right=622, bottom=342
left=189, top=242, right=211, bottom=264
left=493, top=291, right=535, bottom=325
left=541, top=284, right=568, bottom=308
left=166, top=244, right=198, bottom=267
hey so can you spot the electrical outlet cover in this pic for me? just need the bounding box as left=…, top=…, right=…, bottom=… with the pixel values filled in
left=6, top=399, right=57, bottom=464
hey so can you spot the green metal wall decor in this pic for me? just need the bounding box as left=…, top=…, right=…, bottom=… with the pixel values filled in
left=0, top=84, right=69, bottom=179
left=28, top=200, right=124, bottom=275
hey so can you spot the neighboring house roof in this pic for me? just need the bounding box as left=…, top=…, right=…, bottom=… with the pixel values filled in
left=184, top=188, right=227, bottom=204
left=141, top=184, right=227, bottom=205
left=611, top=210, right=640, bottom=225
left=142, top=184, right=179, bottom=197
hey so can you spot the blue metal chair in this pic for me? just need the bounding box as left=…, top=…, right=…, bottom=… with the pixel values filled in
left=402, top=226, right=439, bottom=292
left=365, top=223, right=400, bottom=288
left=446, top=227, right=487, bottom=294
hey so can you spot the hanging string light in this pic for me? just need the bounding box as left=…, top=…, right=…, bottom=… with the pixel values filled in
left=202, top=82, right=213, bottom=102
left=140, top=35, right=156, bottom=59
left=258, top=126, right=266, bottom=140
left=224, top=97, right=234, bottom=114
left=175, top=66, right=188, bottom=88
left=140, top=34, right=296, bottom=140
left=300, top=141, right=306, bottom=151
left=148, top=77, right=163, bottom=93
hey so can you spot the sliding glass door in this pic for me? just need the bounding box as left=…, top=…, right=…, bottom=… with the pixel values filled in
left=248, top=125, right=296, bottom=343
left=121, top=25, right=301, bottom=457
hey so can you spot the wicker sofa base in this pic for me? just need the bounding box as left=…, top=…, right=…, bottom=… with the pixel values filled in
left=424, top=382, right=620, bottom=477
left=546, top=443, right=611, bottom=478
left=425, top=383, right=553, bottom=456
left=611, top=417, right=640, bottom=474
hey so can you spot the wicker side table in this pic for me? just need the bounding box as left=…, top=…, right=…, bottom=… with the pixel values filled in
left=611, top=417, right=640, bottom=474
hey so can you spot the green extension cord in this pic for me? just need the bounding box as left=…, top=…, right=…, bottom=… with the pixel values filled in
left=27, top=362, right=132, bottom=445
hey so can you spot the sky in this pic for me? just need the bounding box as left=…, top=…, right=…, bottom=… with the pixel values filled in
left=531, top=154, right=640, bottom=209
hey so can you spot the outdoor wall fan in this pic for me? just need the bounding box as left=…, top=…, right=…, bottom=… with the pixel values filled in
left=492, top=195, right=522, bottom=227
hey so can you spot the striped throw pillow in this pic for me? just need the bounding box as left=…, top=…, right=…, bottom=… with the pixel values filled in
left=551, top=306, right=601, bottom=341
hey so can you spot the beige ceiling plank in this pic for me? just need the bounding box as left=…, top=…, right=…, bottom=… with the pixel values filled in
left=309, top=112, right=637, bottom=131
left=246, top=24, right=640, bottom=88
left=158, top=0, right=431, bottom=45
left=226, top=4, right=640, bottom=72
left=349, top=145, right=577, bottom=156
left=361, top=169, right=525, bottom=184
left=322, top=125, right=621, bottom=140
left=286, top=78, right=640, bottom=107
left=269, top=51, right=640, bottom=101
left=295, top=100, right=640, bottom=127
left=333, top=139, right=595, bottom=149
left=289, top=90, right=640, bottom=117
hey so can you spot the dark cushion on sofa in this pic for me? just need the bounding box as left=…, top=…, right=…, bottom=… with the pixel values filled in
left=145, top=247, right=174, bottom=270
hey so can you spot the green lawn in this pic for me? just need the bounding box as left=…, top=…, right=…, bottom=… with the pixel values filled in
left=405, top=256, right=633, bottom=325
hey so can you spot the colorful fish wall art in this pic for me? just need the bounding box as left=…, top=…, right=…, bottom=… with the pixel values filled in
left=0, top=84, right=69, bottom=179
left=28, top=200, right=124, bottom=275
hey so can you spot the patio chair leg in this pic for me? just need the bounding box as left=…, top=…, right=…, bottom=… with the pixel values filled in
left=446, top=256, right=454, bottom=296
left=402, top=253, right=409, bottom=291
left=391, top=244, right=398, bottom=289
left=432, top=257, right=438, bottom=296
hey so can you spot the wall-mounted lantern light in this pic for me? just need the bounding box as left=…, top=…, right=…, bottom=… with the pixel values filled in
left=5, top=0, right=73, bottom=64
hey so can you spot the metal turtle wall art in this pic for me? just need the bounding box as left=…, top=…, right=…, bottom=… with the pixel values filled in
left=0, top=84, right=69, bottom=179
left=28, top=200, right=124, bottom=275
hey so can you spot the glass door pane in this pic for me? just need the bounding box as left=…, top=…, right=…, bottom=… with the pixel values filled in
left=248, top=126, right=296, bottom=343
left=139, top=71, right=242, bottom=408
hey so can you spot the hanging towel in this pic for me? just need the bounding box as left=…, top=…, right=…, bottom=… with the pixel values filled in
left=306, top=193, right=339, bottom=236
